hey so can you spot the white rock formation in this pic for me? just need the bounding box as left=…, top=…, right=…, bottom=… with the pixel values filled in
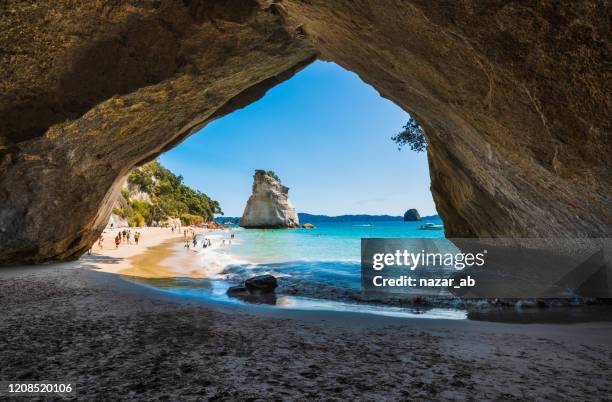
left=125, top=179, right=152, bottom=203
left=106, top=213, right=129, bottom=229
left=240, top=171, right=299, bottom=229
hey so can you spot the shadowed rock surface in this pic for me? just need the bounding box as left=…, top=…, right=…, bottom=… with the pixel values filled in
left=240, top=171, right=300, bottom=229
left=1, top=0, right=610, bottom=263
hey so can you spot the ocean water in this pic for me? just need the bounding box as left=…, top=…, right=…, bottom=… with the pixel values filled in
left=226, top=219, right=445, bottom=263
left=129, top=217, right=468, bottom=319
left=212, top=219, right=445, bottom=299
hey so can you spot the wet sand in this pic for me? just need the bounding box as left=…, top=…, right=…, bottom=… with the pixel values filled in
left=1, top=241, right=612, bottom=400
left=92, top=226, right=214, bottom=278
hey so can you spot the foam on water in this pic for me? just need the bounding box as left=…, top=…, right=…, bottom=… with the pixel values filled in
left=138, top=219, right=462, bottom=319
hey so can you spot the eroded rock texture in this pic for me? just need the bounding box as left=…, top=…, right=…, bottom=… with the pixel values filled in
left=240, top=171, right=299, bottom=229
left=0, top=0, right=315, bottom=263
left=0, top=0, right=610, bottom=263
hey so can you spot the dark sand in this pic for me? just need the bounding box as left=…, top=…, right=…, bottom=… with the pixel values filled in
left=1, top=261, right=612, bottom=401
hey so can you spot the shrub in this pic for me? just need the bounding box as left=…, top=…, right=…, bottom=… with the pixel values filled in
left=391, top=117, right=427, bottom=152
left=131, top=200, right=152, bottom=224
left=255, top=169, right=281, bottom=182
left=180, top=213, right=204, bottom=226
left=130, top=212, right=145, bottom=227
left=112, top=208, right=129, bottom=218
left=120, top=188, right=130, bottom=201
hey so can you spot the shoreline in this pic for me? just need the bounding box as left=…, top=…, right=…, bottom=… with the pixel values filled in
left=90, top=226, right=225, bottom=278
left=89, top=227, right=612, bottom=324
left=1, top=258, right=612, bottom=399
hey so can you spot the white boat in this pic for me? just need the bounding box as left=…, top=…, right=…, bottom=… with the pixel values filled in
left=418, top=222, right=444, bottom=230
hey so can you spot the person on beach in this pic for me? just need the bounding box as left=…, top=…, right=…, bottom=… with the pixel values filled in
left=126, top=231, right=131, bottom=244
left=184, top=241, right=190, bottom=250
left=98, top=235, right=104, bottom=249
left=202, top=240, right=207, bottom=249
left=134, top=232, right=140, bottom=245
left=192, top=237, right=197, bottom=247
left=115, top=235, right=121, bottom=249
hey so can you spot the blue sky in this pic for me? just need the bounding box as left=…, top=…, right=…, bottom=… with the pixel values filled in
left=159, top=61, right=436, bottom=217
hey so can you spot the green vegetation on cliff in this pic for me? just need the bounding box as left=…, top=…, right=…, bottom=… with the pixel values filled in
left=255, top=169, right=281, bottom=182
left=391, top=117, right=427, bottom=152
left=113, top=160, right=221, bottom=226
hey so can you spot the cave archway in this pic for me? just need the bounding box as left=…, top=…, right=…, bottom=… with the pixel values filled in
left=160, top=60, right=437, bottom=221
left=0, top=1, right=609, bottom=264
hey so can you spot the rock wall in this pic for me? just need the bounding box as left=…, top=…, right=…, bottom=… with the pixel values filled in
left=125, top=180, right=152, bottom=204
left=106, top=213, right=129, bottom=229
left=0, top=0, right=610, bottom=263
left=281, top=0, right=611, bottom=239
left=0, top=0, right=315, bottom=263
left=240, top=171, right=299, bottom=229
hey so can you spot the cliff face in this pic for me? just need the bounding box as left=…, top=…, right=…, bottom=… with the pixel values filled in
left=240, top=171, right=299, bottom=229
left=0, top=1, right=610, bottom=263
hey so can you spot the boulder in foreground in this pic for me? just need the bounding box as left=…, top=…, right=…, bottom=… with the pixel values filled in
left=227, top=275, right=278, bottom=305
left=244, top=274, right=278, bottom=294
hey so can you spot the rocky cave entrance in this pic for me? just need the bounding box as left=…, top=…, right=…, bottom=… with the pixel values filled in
left=0, top=1, right=609, bottom=264
left=158, top=60, right=437, bottom=222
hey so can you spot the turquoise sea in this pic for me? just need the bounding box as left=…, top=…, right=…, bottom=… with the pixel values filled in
left=128, top=217, right=470, bottom=319
left=218, top=219, right=445, bottom=299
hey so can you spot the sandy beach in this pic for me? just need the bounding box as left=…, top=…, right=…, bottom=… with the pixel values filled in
left=0, top=231, right=611, bottom=400
left=90, top=225, right=240, bottom=280
left=89, top=226, right=211, bottom=278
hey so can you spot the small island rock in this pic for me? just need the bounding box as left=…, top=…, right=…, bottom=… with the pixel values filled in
left=403, top=208, right=421, bottom=221
left=240, top=170, right=299, bottom=229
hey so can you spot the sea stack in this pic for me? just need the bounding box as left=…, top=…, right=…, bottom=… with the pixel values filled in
left=403, top=208, right=421, bottom=221
left=240, top=170, right=299, bottom=229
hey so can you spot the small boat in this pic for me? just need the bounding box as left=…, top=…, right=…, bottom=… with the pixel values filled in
left=418, top=222, right=444, bottom=230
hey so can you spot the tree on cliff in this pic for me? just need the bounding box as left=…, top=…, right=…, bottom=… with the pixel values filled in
left=120, top=160, right=222, bottom=226
left=392, top=117, right=427, bottom=152
left=255, top=169, right=281, bottom=182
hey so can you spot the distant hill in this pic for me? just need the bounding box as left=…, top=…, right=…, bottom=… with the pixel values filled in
left=215, top=216, right=240, bottom=224
left=298, top=213, right=440, bottom=223
left=215, top=213, right=440, bottom=225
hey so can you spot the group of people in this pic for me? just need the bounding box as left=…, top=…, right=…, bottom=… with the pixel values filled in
left=86, top=228, right=143, bottom=254
left=88, top=223, right=234, bottom=255
left=183, top=232, right=235, bottom=250
left=113, top=229, right=142, bottom=249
